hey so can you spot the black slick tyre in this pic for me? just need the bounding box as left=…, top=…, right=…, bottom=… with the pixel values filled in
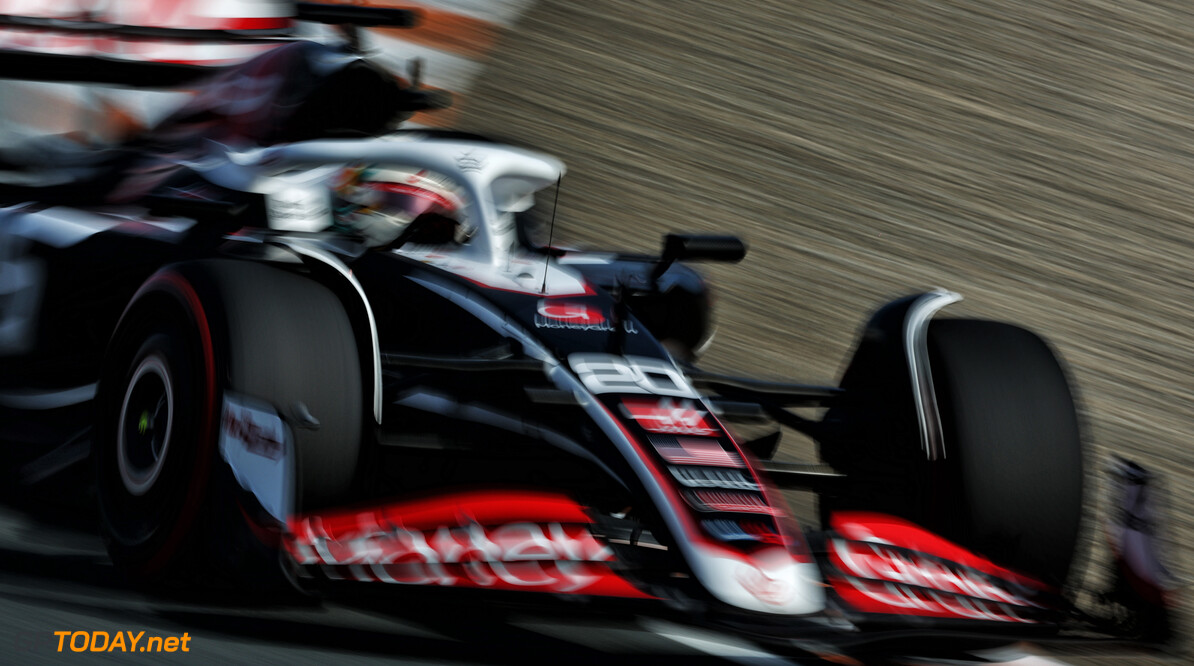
left=821, top=317, right=1085, bottom=589
left=96, top=260, right=363, bottom=584
left=926, top=319, right=1084, bottom=588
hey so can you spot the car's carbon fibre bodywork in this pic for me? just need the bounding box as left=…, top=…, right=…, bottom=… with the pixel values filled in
left=0, top=8, right=1178, bottom=661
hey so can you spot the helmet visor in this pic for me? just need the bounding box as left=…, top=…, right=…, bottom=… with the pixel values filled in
left=363, top=181, right=457, bottom=219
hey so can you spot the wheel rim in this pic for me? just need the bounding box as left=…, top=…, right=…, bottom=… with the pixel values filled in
left=117, top=354, right=174, bottom=496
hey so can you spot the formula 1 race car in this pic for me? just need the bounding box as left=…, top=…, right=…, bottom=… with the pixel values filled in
left=0, top=5, right=1178, bottom=662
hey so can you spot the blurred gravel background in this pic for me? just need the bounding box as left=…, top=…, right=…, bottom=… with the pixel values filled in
left=457, top=1, right=1194, bottom=661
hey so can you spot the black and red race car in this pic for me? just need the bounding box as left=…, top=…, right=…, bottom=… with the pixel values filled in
left=0, top=5, right=1177, bottom=661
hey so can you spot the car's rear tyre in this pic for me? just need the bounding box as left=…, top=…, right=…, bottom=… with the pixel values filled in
left=96, top=260, right=363, bottom=585
left=822, top=319, right=1084, bottom=588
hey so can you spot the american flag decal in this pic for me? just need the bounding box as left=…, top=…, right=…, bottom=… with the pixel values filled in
left=651, top=436, right=743, bottom=468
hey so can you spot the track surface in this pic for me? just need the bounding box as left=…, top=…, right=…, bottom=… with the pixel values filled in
left=1, top=0, right=1189, bottom=663
left=458, top=2, right=1193, bottom=663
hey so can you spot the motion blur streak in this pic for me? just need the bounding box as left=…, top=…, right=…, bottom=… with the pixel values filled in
left=0, top=0, right=538, bottom=137
left=285, top=489, right=654, bottom=597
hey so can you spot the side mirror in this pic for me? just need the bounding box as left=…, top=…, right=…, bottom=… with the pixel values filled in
left=651, top=233, right=747, bottom=282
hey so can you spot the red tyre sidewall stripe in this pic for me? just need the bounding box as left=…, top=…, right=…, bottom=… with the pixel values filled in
left=134, top=271, right=218, bottom=577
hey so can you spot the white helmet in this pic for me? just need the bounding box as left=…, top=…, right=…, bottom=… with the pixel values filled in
left=332, top=165, right=467, bottom=247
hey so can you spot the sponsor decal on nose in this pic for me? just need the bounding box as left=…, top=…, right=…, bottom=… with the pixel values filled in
left=651, top=436, right=742, bottom=467
left=686, top=489, right=779, bottom=515
left=670, top=466, right=758, bottom=491
left=538, top=304, right=641, bottom=333
left=537, top=301, right=605, bottom=323
left=621, top=397, right=720, bottom=436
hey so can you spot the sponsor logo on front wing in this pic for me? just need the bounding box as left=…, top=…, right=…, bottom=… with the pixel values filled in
left=830, top=538, right=1036, bottom=607
left=828, top=537, right=1042, bottom=622
left=288, top=518, right=644, bottom=595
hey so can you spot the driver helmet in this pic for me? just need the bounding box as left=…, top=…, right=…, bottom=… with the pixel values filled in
left=332, top=165, right=467, bottom=247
